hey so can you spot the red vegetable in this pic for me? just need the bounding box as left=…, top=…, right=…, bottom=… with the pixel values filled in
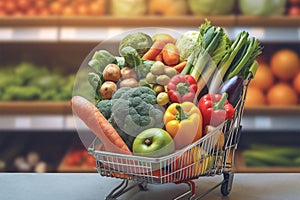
left=167, top=74, right=197, bottom=103
left=198, top=93, right=234, bottom=127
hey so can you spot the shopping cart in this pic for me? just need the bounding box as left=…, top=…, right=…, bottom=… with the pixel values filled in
left=88, top=73, right=253, bottom=200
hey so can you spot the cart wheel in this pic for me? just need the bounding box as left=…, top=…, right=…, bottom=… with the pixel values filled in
left=221, top=172, right=234, bottom=196
left=138, top=182, right=148, bottom=191
left=221, top=181, right=231, bottom=196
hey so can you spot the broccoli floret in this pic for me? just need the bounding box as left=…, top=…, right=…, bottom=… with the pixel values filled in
left=111, top=87, right=131, bottom=100
left=137, top=60, right=154, bottom=79
left=111, top=86, right=164, bottom=137
left=96, top=87, right=131, bottom=120
left=96, top=100, right=113, bottom=120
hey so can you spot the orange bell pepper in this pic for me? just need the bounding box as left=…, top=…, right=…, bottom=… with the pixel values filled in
left=163, top=102, right=203, bottom=150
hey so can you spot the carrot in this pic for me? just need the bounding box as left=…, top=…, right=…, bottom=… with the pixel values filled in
left=142, top=40, right=165, bottom=60
left=172, top=61, right=187, bottom=73
left=154, top=52, right=163, bottom=62
left=162, top=43, right=180, bottom=66
left=71, top=96, right=132, bottom=155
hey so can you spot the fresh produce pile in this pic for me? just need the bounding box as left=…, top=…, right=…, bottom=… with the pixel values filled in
left=0, top=0, right=106, bottom=16
left=72, top=20, right=262, bottom=161
left=243, top=144, right=300, bottom=167
left=246, top=48, right=300, bottom=107
left=0, top=62, right=75, bottom=101
left=1, top=0, right=299, bottom=16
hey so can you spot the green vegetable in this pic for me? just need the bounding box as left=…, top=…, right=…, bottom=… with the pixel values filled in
left=183, top=20, right=231, bottom=82
left=138, top=60, right=155, bottom=79
left=111, top=86, right=164, bottom=137
left=115, top=56, right=126, bottom=69
left=119, top=32, right=153, bottom=57
left=95, top=87, right=131, bottom=121
left=239, top=0, right=287, bottom=16
left=15, top=62, right=49, bottom=84
left=243, top=144, right=300, bottom=167
left=209, top=31, right=262, bottom=93
left=175, top=31, right=199, bottom=61
left=29, top=74, right=62, bottom=91
left=225, top=36, right=262, bottom=80
left=96, top=100, right=113, bottom=120
left=89, top=50, right=117, bottom=74
left=0, top=62, right=74, bottom=101
left=2, top=86, right=41, bottom=100
left=188, top=0, right=235, bottom=15
left=120, top=46, right=142, bottom=68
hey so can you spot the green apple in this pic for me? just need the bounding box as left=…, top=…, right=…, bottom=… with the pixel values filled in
left=133, top=128, right=175, bottom=158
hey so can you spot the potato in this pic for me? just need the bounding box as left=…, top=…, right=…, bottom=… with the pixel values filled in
left=156, top=75, right=170, bottom=86
left=164, top=67, right=177, bottom=78
left=121, top=67, right=137, bottom=79
left=103, top=64, right=121, bottom=82
left=120, top=78, right=139, bottom=88
left=151, top=61, right=165, bottom=75
left=100, top=81, right=117, bottom=99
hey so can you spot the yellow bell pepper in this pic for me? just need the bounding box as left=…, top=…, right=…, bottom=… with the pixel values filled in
left=163, top=102, right=203, bottom=150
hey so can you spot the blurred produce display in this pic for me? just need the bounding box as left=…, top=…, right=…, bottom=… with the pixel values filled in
left=287, top=0, right=300, bottom=16
left=0, top=0, right=299, bottom=16
left=188, top=0, right=235, bottom=16
left=111, top=0, right=147, bottom=16
left=245, top=48, right=300, bottom=107
left=14, top=151, right=48, bottom=173
left=148, top=0, right=188, bottom=16
left=238, top=0, right=287, bottom=16
left=0, top=0, right=106, bottom=16
left=242, top=144, right=300, bottom=167
left=0, top=62, right=75, bottom=101
left=59, top=148, right=96, bottom=171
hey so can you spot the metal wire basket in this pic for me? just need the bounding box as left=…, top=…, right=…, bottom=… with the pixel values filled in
left=88, top=75, right=252, bottom=199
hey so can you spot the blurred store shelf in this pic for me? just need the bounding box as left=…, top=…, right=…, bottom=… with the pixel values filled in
left=0, top=16, right=299, bottom=42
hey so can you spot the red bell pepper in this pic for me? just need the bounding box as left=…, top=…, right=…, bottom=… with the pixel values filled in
left=167, top=74, right=197, bottom=103
left=198, top=93, right=234, bottom=127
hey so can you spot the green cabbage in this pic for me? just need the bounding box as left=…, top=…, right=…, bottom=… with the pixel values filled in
left=188, top=0, right=234, bottom=15
left=239, top=0, right=287, bottom=16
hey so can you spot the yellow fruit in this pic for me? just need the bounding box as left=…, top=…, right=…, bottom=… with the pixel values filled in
left=270, top=49, right=300, bottom=81
left=267, top=83, right=298, bottom=106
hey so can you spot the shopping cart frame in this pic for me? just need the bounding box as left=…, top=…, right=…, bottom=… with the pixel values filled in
left=88, top=74, right=252, bottom=199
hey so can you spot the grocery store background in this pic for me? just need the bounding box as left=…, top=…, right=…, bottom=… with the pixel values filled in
left=0, top=0, right=299, bottom=173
